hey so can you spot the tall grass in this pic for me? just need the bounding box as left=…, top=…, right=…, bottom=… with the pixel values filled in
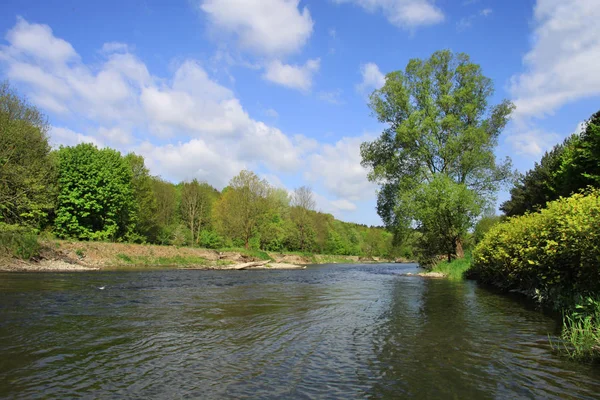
left=553, top=297, right=600, bottom=362
left=430, top=253, right=472, bottom=280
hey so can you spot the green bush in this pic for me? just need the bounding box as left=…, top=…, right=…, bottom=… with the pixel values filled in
left=0, top=223, right=40, bottom=259
left=470, top=190, right=600, bottom=308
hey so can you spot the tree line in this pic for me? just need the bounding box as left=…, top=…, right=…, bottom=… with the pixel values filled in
left=0, top=81, right=401, bottom=258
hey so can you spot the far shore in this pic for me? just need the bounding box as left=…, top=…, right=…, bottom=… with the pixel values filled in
left=0, top=240, right=414, bottom=272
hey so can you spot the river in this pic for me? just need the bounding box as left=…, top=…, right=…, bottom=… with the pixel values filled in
left=1, top=263, right=599, bottom=399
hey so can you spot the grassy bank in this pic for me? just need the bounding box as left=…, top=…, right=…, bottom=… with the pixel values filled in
left=0, top=234, right=392, bottom=271
left=430, top=254, right=472, bottom=280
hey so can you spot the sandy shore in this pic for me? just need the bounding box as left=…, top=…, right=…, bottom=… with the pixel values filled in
left=0, top=259, right=100, bottom=272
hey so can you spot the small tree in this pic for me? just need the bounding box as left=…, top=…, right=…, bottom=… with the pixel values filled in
left=290, top=186, right=316, bottom=251
left=180, top=179, right=218, bottom=245
left=125, top=153, right=158, bottom=242
left=213, top=170, right=271, bottom=249
left=54, top=143, right=134, bottom=241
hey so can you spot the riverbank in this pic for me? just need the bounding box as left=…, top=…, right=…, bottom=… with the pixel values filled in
left=429, top=254, right=472, bottom=280
left=0, top=239, right=402, bottom=272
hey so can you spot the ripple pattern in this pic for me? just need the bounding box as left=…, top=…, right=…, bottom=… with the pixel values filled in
left=1, top=264, right=600, bottom=399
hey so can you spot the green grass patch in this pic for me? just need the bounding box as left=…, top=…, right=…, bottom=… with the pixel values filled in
left=430, top=253, right=472, bottom=280
left=552, top=297, right=600, bottom=363
left=116, top=253, right=133, bottom=263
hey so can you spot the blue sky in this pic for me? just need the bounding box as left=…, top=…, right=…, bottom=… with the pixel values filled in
left=1, top=0, right=599, bottom=226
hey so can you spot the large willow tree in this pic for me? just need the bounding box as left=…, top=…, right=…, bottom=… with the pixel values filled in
left=360, top=50, right=514, bottom=263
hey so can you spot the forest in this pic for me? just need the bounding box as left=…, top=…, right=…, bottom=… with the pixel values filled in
left=0, top=81, right=401, bottom=261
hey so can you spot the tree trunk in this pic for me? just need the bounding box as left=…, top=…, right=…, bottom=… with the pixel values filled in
left=456, top=238, right=464, bottom=259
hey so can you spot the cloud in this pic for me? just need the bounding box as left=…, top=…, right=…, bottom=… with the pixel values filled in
left=198, top=0, right=314, bottom=57
left=505, top=128, right=560, bottom=157
left=50, top=126, right=103, bottom=148
left=101, top=42, right=129, bottom=54
left=457, top=8, right=492, bottom=31
left=3, top=17, right=77, bottom=64
left=318, top=89, right=344, bottom=105
left=331, top=199, right=357, bottom=211
left=357, top=62, right=386, bottom=93
left=332, top=0, right=444, bottom=29
left=510, top=0, right=600, bottom=120
left=306, top=135, right=377, bottom=202
left=0, top=17, right=377, bottom=221
left=0, top=17, right=303, bottom=189
left=264, top=108, right=279, bottom=118
left=262, top=58, right=320, bottom=92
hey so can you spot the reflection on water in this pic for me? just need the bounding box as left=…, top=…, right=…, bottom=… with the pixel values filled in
left=1, top=264, right=599, bottom=399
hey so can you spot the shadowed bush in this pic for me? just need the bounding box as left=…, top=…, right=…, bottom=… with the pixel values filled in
left=0, top=223, right=40, bottom=260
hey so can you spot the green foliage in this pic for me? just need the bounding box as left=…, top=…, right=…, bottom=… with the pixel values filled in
left=0, top=81, right=400, bottom=257
left=502, top=110, right=600, bottom=217
left=0, top=223, right=40, bottom=259
left=54, top=144, right=135, bottom=241
left=213, top=171, right=271, bottom=249
left=559, top=111, right=600, bottom=195
left=180, top=179, right=219, bottom=245
left=471, top=190, right=600, bottom=309
left=199, top=229, right=223, bottom=249
left=360, top=50, right=513, bottom=261
left=0, top=82, right=56, bottom=227
left=410, top=174, right=483, bottom=265
left=125, top=153, right=159, bottom=243
left=472, top=214, right=503, bottom=244
left=117, top=253, right=133, bottom=263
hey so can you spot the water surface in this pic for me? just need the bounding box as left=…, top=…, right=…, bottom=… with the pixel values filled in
left=1, top=263, right=599, bottom=399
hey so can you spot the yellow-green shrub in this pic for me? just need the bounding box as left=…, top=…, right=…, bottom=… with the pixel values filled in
left=470, top=190, right=600, bottom=308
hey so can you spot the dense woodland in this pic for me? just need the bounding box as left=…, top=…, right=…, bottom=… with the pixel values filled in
left=0, top=81, right=402, bottom=259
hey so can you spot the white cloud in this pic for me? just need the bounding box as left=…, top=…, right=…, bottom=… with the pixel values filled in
left=306, top=135, right=377, bottom=202
left=457, top=8, right=492, bottom=31
left=3, top=17, right=77, bottom=64
left=263, top=58, right=320, bottom=92
left=50, top=126, right=103, bottom=148
left=505, top=128, right=560, bottom=157
left=198, top=0, right=314, bottom=57
left=318, top=89, right=344, bottom=105
left=332, top=0, right=444, bottom=29
left=510, top=0, right=600, bottom=120
left=0, top=17, right=377, bottom=221
left=331, top=199, right=357, bottom=211
left=357, top=62, right=385, bottom=93
left=101, top=42, right=129, bottom=54
left=264, top=108, right=279, bottom=118
left=0, top=18, right=303, bottom=189
left=97, top=126, right=133, bottom=146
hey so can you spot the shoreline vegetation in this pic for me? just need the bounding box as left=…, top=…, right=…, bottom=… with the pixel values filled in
left=0, top=239, right=413, bottom=273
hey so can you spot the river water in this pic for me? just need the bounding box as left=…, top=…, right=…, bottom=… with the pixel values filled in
left=1, top=263, right=599, bottom=399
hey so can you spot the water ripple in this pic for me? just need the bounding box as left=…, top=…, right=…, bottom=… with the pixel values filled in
left=1, top=265, right=600, bottom=399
